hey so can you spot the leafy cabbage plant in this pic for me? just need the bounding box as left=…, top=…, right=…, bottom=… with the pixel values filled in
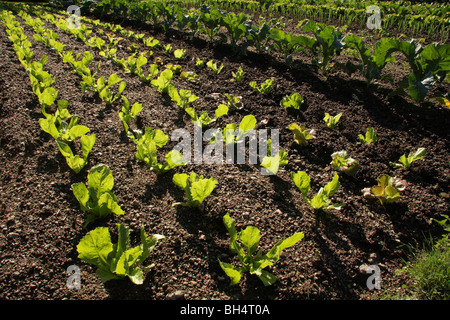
left=172, top=172, right=218, bottom=208
left=330, top=150, right=360, bottom=177
left=291, top=171, right=345, bottom=211
left=77, top=223, right=165, bottom=285
left=287, top=123, right=315, bottom=146
left=390, top=147, right=426, bottom=169
left=134, top=127, right=184, bottom=174
left=219, top=214, right=304, bottom=286
left=72, top=164, right=124, bottom=226
left=281, top=93, right=304, bottom=110
left=362, top=175, right=407, bottom=205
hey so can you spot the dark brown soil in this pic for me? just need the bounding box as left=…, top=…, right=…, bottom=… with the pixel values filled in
left=0, top=3, right=449, bottom=302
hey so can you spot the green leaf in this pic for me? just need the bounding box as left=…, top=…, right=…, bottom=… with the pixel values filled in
left=72, top=182, right=90, bottom=211
left=173, top=173, right=189, bottom=190
left=80, top=134, right=96, bottom=160
left=256, top=269, right=278, bottom=286
left=238, top=114, right=256, bottom=136
left=218, top=260, right=241, bottom=285
left=291, top=171, right=311, bottom=198
left=239, top=226, right=261, bottom=255
left=191, top=177, right=217, bottom=205
left=215, top=104, right=229, bottom=119
left=39, top=117, right=60, bottom=140
left=77, top=227, right=113, bottom=267
left=265, top=232, right=304, bottom=261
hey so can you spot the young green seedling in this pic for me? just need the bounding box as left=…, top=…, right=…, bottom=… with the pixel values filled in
left=362, top=175, right=407, bottom=205
left=134, top=127, right=184, bottom=174
left=185, top=104, right=228, bottom=128
left=72, top=164, right=124, bottom=226
left=56, top=134, right=96, bottom=174
left=206, top=60, right=224, bottom=75
left=151, top=68, right=174, bottom=94
left=291, top=171, right=345, bottom=211
left=172, top=172, right=218, bottom=208
left=223, top=93, right=244, bottom=110
left=390, top=147, right=426, bottom=169
left=168, top=87, right=198, bottom=110
left=249, top=78, right=274, bottom=95
left=359, top=127, right=378, bottom=145
left=330, top=150, right=360, bottom=177
left=173, top=48, right=186, bottom=59
left=219, top=214, right=304, bottom=286
left=231, top=66, right=244, bottom=82
left=195, top=57, right=205, bottom=68
left=211, top=114, right=256, bottom=145
left=281, top=93, right=304, bottom=110
left=77, top=223, right=165, bottom=285
left=96, top=74, right=126, bottom=105
left=287, top=123, right=315, bottom=146
left=39, top=100, right=90, bottom=144
left=323, top=112, right=342, bottom=129
left=118, top=96, right=142, bottom=139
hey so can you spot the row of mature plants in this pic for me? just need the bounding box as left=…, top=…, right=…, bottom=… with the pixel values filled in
left=71, top=0, right=449, bottom=41
left=4, top=5, right=446, bottom=289
left=61, top=1, right=450, bottom=105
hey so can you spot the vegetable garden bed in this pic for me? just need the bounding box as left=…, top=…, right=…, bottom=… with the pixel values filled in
left=0, top=1, right=449, bottom=301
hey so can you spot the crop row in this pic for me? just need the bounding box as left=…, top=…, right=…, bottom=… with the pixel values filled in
left=72, top=0, right=449, bottom=41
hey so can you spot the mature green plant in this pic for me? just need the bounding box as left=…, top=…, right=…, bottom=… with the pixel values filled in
left=362, top=175, right=407, bottom=205
left=291, top=171, right=345, bottom=211
left=172, top=172, right=218, bottom=208
left=72, top=164, right=124, bottom=226
left=269, top=28, right=313, bottom=64
left=383, top=40, right=450, bottom=102
left=199, top=6, right=225, bottom=42
left=330, top=150, right=360, bottom=177
left=390, top=147, right=426, bottom=169
left=246, top=21, right=271, bottom=53
left=77, top=223, right=165, bottom=285
left=301, top=21, right=345, bottom=73
left=338, top=35, right=396, bottom=85
left=219, top=214, right=304, bottom=286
